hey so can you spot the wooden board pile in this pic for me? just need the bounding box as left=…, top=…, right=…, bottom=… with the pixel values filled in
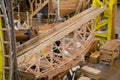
left=78, top=76, right=90, bottom=80
left=89, top=51, right=100, bottom=63
left=100, top=40, right=120, bottom=65
left=81, top=66, right=102, bottom=80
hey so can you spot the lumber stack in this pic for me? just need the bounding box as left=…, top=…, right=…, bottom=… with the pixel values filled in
left=81, top=66, right=102, bottom=80
left=89, top=51, right=100, bottom=63
left=100, top=40, right=120, bottom=65
left=78, top=76, right=90, bottom=80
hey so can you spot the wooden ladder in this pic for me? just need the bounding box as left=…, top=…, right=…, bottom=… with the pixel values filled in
left=29, top=0, right=49, bottom=18
left=0, top=0, right=18, bottom=80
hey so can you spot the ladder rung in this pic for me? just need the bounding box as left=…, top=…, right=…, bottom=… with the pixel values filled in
left=0, top=14, right=4, bottom=17
left=3, top=41, right=10, bottom=44
left=0, top=41, right=10, bottom=44
left=0, top=28, right=7, bottom=31
left=4, top=54, right=10, bottom=58
left=4, top=67, right=10, bottom=69
left=0, top=28, right=11, bottom=31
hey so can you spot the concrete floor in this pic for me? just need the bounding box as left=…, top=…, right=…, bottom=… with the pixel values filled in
left=85, top=5, right=120, bottom=80
left=87, top=59, right=120, bottom=80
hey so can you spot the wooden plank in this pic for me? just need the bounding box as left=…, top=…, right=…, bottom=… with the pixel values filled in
left=81, top=66, right=102, bottom=80
left=53, top=3, right=78, bottom=8
left=75, top=0, right=83, bottom=14
left=89, top=51, right=100, bottom=63
left=100, top=40, right=120, bottom=51
left=52, top=0, right=79, bottom=5
left=78, top=76, right=90, bottom=80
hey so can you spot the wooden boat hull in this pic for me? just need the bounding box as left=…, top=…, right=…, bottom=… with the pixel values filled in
left=49, top=0, right=90, bottom=17
left=52, top=0, right=79, bottom=16
left=16, top=24, right=57, bottom=42
left=16, top=29, right=29, bottom=42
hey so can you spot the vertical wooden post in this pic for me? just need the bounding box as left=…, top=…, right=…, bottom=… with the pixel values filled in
left=18, top=4, right=20, bottom=20
left=26, top=11, right=30, bottom=27
left=30, top=1, right=33, bottom=15
left=40, top=0, right=42, bottom=7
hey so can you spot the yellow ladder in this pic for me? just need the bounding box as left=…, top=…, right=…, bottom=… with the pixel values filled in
left=92, top=0, right=117, bottom=42
left=0, top=1, right=13, bottom=80
left=0, top=13, right=3, bottom=80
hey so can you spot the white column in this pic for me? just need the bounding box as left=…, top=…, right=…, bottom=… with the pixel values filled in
left=57, top=0, right=61, bottom=20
